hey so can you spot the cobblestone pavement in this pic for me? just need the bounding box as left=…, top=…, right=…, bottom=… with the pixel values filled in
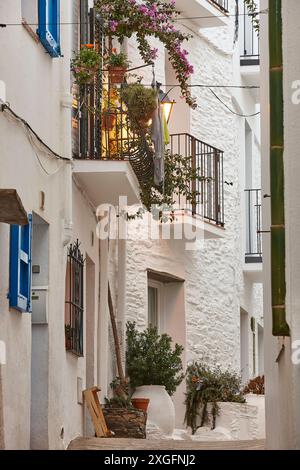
left=68, top=437, right=265, bottom=450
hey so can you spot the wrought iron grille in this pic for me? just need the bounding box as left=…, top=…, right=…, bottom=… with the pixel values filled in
left=240, top=0, right=260, bottom=65
left=211, top=0, right=229, bottom=13
left=65, top=240, right=84, bottom=357
left=72, top=7, right=154, bottom=187
left=245, top=189, right=262, bottom=262
left=169, top=134, right=224, bottom=227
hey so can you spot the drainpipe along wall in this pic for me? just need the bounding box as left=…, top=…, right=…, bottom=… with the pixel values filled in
left=269, top=0, right=290, bottom=337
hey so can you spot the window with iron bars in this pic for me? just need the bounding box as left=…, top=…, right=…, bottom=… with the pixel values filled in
left=65, top=240, right=84, bottom=357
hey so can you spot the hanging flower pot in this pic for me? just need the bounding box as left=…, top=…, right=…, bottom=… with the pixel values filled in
left=120, top=83, right=158, bottom=130
left=71, top=46, right=101, bottom=86
left=108, top=66, right=127, bottom=85
left=106, top=50, right=130, bottom=85
left=73, top=65, right=99, bottom=85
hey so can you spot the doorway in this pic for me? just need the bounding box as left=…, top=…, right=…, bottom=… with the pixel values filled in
left=240, top=309, right=250, bottom=385
left=30, top=213, right=49, bottom=449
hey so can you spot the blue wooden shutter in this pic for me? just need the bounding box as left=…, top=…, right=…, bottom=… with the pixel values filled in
left=38, top=0, right=61, bottom=58
left=9, top=215, right=32, bottom=312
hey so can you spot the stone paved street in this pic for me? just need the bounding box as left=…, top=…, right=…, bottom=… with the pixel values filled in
left=68, top=437, right=265, bottom=451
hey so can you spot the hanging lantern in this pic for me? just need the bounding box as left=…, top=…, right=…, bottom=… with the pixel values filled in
left=158, top=89, right=175, bottom=124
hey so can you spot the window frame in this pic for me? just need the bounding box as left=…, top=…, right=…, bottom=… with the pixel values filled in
left=9, top=215, right=32, bottom=313
left=38, top=0, right=61, bottom=58
left=147, top=279, right=165, bottom=332
left=65, top=240, right=84, bottom=357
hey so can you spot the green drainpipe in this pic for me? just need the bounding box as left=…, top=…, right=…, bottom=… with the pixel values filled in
left=269, top=0, right=290, bottom=336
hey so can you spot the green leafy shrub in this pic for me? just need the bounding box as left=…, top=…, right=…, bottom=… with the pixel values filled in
left=185, top=362, right=245, bottom=434
left=126, top=321, right=184, bottom=396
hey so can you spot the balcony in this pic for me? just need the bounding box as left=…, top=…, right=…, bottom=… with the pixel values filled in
left=168, top=133, right=225, bottom=239
left=171, top=0, right=229, bottom=30
left=239, top=0, right=260, bottom=91
left=211, top=0, right=229, bottom=13
left=244, top=189, right=262, bottom=282
left=72, top=82, right=148, bottom=206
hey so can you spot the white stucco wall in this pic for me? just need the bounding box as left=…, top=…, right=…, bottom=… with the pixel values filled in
left=114, top=0, right=263, bottom=427
left=0, top=0, right=264, bottom=448
left=0, top=0, right=90, bottom=449
left=261, top=0, right=300, bottom=450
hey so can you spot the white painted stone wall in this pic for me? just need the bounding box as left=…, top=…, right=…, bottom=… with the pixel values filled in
left=113, top=0, right=263, bottom=427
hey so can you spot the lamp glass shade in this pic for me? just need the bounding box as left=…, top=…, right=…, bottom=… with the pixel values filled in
left=162, top=101, right=174, bottom=123
left=158, top=89, right=175, bottom=123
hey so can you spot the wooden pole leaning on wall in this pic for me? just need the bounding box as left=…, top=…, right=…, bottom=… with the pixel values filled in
left=108, top=282, right=127, bottom=392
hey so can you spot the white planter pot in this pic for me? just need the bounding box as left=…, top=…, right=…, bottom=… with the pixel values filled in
left=132, top=385, right=175, bottom=436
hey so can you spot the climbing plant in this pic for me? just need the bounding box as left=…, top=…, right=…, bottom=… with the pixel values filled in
left=124, top=149, right=212, bottom=221
left=95, top=0, right=196, bottom=108
left=243, top=0, right=260, bottom=34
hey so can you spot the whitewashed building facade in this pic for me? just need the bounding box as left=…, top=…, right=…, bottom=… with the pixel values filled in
left=0, top=0, right=263, bottom=449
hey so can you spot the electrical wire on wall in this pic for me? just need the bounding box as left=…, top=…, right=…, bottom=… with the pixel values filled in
left=1, top=102, right=70, bottom=175
left=0, top=9, right=268, bottom=28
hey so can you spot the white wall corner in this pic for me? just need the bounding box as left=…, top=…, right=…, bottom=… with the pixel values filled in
left=62, top=219, right=73, bottom=246
left=60, top=93, right=73, bottom=109
left=0, top=80, right=6, bottom=103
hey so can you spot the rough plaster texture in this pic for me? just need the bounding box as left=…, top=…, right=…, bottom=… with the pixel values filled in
left=0, top=0, right=264, bottom=449
left=118, top=0, right=263, bottom=426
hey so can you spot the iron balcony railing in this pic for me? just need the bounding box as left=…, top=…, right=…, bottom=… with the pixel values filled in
left=72, top=7, right=154, bottom=187
left=211, top=0, right=229, bottom=13
left=245, top=189, right=262, bottom=263
left=240, top=0, right=260, bottom=65
left=169, top=134, right=224, bottom=227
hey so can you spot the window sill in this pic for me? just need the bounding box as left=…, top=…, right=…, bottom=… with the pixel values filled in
left=22, top=19, right=40, bottom=44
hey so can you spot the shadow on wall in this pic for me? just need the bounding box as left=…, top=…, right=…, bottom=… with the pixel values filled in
left=0, top=365, right=5, bottom=449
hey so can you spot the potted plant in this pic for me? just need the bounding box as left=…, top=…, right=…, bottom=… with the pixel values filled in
left=103, top=378, right=147, bottom=439
left=126, top=322, right=184, bottom=436
left=120, top=83, right=158, bottom=129
left=102, top=109, right=116, bottom=131
left=243, top=375, right=265, bottom=395
left=131, top=397, right=150, bottom=413
left=185, top=362, right=245, bottom=434
left=243, top=376, right=265, bottom=439
left=106, top=49, right=130, bottom=85
left=101, top=87, right=119, bottom=131
left=71, top=45, right=101, bottom=86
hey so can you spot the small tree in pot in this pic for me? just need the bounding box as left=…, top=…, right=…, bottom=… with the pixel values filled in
left=126, top=322, right=184, bottom=436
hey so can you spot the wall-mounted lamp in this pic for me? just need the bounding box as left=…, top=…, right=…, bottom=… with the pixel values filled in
left=158, top=88, right=175, bottom=124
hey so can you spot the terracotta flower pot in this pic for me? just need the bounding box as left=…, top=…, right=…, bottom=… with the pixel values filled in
left=102, top=112, right=116, bottom=131
left=131, top=398, right=150, bottom=413
left=108, top=66, right=127, bottom=85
